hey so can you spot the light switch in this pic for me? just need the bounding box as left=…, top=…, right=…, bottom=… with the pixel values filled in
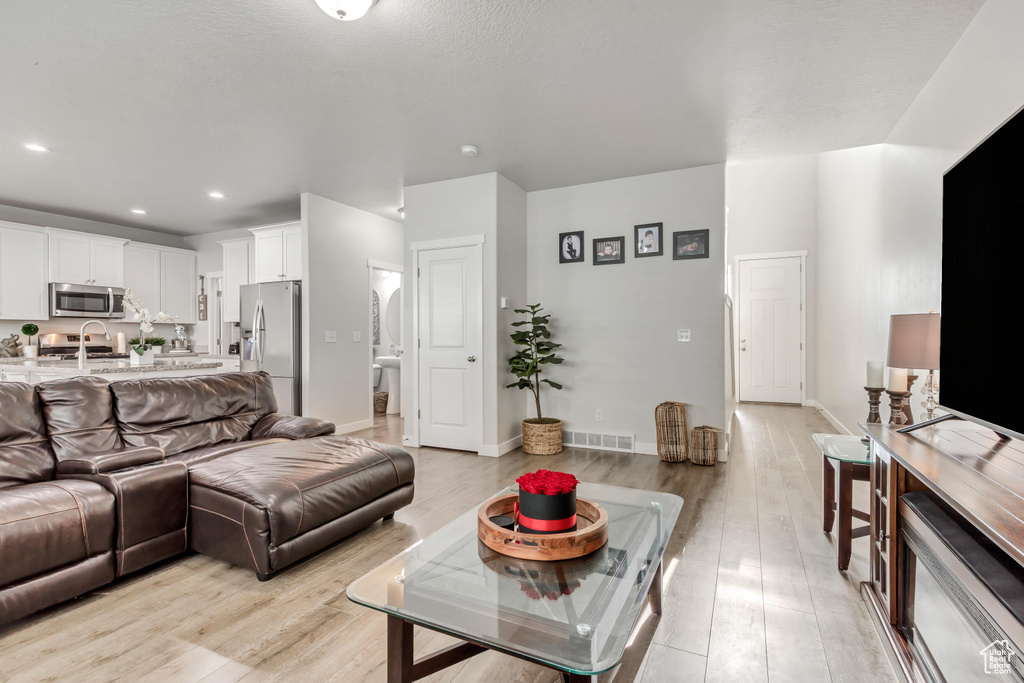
left=353, top=331, right=362, bottom=342
left=325, top=331, right=338, bottom=343
left=677, top=329, right=691, bottom=342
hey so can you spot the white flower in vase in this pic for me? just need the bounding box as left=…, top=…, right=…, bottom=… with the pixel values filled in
left=122, top=288, right=177, bottom=355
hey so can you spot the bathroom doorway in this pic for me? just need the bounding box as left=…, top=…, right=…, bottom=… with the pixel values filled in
left=367, top=261, right=403, bottom=422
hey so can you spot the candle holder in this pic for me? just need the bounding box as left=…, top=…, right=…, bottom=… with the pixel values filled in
left=903, top=374, right=918, bottom=426
left=864, top=387, right=885, bottom=424
left=885, top=390, right=910, bottom=426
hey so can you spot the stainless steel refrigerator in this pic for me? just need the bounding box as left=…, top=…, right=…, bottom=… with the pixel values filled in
left=240, top=281, right=301, bottom=415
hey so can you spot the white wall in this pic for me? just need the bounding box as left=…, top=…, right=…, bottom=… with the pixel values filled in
left=495, top=175, right=529, bottom=446
left=301, top=192, right=403, bottom=431
left=526, top=166, right=727, bottom=453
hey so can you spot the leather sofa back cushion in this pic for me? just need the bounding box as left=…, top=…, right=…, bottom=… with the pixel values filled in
left=110, top=372, right=278, bottom=456
left=36, top=376, right=123, bottom=462
left=0, top=382, right=55, bottom=489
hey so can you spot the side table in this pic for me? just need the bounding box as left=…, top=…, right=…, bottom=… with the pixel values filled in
left=813, top=433, right=871, bottom=571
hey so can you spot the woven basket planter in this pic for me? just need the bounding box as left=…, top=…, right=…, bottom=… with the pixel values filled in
left=523, top=419, right=563, bottom=455
left=655, top=402, right=690, bottom=462
left=373, top=392, right=388, bottom=414
left=689, top=426, right=723, bottom=466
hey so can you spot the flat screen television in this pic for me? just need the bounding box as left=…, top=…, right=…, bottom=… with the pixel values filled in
left=941, top=104, right=1024, bottom=439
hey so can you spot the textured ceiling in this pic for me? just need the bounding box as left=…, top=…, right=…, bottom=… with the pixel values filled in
left=0, top=0, right=985, bottom=235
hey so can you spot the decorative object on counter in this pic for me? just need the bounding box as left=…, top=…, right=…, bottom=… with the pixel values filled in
left=171, top=325, right=190, bottom=352
left=887, top=312, right=941, bottom=422
left=655, top=401, right=690, bottom=462
left=123, top=288, right=175, bottom=366
left=0, top=334, right=22, bottom=358
left=506, top=303, right=564, bottom=455
left=477, top=494, right=608, bottom=561
left=116, top=331, right=127, bottom=355
left=673, top=229, right=710, bottom=260
left=593, top=236, right=625, bottom=265
left=515, top=470, right=579, bottom=535
left=688, top=425, right=723, bottom=466
left=864, top=386, right=884, bottom=424
left=634, top=222, right=663, bottom=258
left=885, top=389, right=909, bottom=426
left=866, top=361, right=884, bottom=389
left=197, top=275, right=208, bottom=322
left=20, top=324, right=39, bottom=358
left=559, top=230, right=584, bottom=264
left=373, top=391, right=388, bottom=413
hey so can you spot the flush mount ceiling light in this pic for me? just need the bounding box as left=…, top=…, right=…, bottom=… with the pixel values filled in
left=131, top=208, right=147, bottom=215
left=23, top=143, right=49, bottom=152
left=461, top=145, right=479, bottom=157
left=314, top=0, right=378, bottom=21
left=208, top=191, right=225, bottom=199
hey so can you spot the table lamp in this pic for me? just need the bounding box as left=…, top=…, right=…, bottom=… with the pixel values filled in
left=887, top=312, right=941, bottom=422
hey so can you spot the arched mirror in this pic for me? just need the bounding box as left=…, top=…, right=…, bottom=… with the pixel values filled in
left=386, top=288, right=401, bottom=345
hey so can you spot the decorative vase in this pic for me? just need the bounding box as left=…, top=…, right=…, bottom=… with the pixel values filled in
left=130, top=347, right=155, bottom=366
left=23, top=345, right=39, bottom=358
left=516, top=489, right=577, bottom=535
left=522, top=419, right=563, bottom=455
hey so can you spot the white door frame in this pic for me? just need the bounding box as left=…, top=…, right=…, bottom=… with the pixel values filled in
left=734, top=251, right=808, bottom=406
left=366, top=259, right=404, bottom=421
left=405, top=234, right=486, bottom=450
left=204, top=270, right=224, bottom=354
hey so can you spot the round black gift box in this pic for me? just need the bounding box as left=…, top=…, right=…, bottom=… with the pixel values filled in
left=517, top=489, right=578, bottom=535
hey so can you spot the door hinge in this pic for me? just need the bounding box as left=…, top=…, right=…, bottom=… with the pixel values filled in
left=418, top=339, right=421, bottom=348
left=801, top=382, right=803, bottom=390
left=418, top=409, right=421, bottom=418
left=417, top=267, right=421, bottom=277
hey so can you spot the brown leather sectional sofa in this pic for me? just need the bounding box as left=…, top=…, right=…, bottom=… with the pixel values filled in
left=0, top=371, right=415, bottom=627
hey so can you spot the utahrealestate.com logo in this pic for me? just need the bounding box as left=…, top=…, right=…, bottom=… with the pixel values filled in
left=981, top=640, right=1016, bottom=675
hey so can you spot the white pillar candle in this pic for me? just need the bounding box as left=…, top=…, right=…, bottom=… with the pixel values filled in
left=867, top=361, right=884, bottom=388
left=116, top=332, right=127, bottom=355
left=887, top=368, right=908, bottom=393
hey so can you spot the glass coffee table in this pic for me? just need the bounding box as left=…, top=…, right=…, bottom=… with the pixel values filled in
left=347, top=482, right=683, bottom=682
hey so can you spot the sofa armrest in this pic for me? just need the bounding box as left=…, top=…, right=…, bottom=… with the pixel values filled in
left=56, top=446, right=165, bottom=475
left=252, top=414, right=335, bottom=441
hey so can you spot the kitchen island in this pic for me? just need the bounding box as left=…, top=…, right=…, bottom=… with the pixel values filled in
left=0, top=356, right=226, bottom=384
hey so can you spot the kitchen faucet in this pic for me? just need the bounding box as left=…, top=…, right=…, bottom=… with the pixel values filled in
left=78, top=320, right=112, bottom=369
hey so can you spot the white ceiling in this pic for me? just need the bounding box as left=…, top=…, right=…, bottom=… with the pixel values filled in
left=0, top=0, right=985, bottom=235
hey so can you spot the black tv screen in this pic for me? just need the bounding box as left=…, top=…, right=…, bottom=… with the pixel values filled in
left=941, top=105, right=1024, bottom=438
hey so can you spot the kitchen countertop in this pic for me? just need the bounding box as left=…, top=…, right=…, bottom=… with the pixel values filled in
left=0, top=357, right=223, bottom=376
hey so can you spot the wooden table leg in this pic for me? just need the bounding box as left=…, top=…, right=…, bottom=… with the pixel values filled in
left=563, top=674, right=593, bottom=682
left=388, top=615, right=414, bottom=683
left=648, top=560, right=663, bottom=616
left=823, top=455, right=836, bottom=533
left=838, top=461, right=854, bottom=571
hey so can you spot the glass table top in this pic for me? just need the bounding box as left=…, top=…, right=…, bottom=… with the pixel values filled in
left=813, top=433, right=871, bottom=464
left=346, top=482, right=683, bottom=675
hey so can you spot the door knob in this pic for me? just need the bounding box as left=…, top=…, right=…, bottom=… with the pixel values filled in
left=740, top=346, right=747, bottom=351
left=467, top=356, right=476, bottom=362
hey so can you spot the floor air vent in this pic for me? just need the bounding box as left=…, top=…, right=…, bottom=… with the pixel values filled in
left=562, top=430, right=635, bottom=453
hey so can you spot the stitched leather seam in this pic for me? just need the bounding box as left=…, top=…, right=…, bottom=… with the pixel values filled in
left=110, top=475, right=126, bottom=574
left=298, top=459, right=389, bottom=492
left=43, top=482, right=91, bottom=556
left=241, top=505, right=261, bottom=572
left=0, top=507, right=77, bottom=526
left=49, top=425, right=117, bottom=437
left=1, top=437, right=50, bottom=447
left=351, top=440, right=403, bottom=484
left=190, top=504, right=241, bottom=525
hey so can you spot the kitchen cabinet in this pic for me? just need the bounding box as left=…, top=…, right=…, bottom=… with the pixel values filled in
left=49, top=229, right=126, bottom=286
left=251, top=222, right=302, bottom=283
left=123, top=244, right=162, bottom=311
left=0, top=222, right=49, bottom=321
left=220, top=237, right=254, bottom=323
left=160, top=249, right=197, bottom=324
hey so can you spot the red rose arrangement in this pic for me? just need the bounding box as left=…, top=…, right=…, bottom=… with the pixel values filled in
left=516, top=470, right=579, bottom=496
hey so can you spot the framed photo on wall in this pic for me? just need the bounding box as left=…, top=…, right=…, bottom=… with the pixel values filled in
left=593, top=236, right=625, bottom=265
left=634, top=222, right=663, bottom=257
left=673, top=229, right=710, bottom=260
left=559, top=230, right=584, bottom=263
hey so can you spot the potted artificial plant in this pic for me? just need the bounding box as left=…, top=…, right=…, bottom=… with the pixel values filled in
left=21, top=323, right=39, bottom=358
left=507, top=303, right=564, bottom=455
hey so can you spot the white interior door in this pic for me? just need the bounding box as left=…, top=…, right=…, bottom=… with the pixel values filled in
left=418, top=246, right=482, bottom=452
left=738, top=256, right=802, bottom=404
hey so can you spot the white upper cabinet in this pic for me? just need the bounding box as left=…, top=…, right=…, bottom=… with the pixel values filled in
left=0, top=222, right=49, bottom=321
left=160, top=249, right=197, bottom=324
left=123, top=244, right=163, bottom=312
left=220, top=237, right=254, bottom=323
left=250, top=222, right=302, bottom=283
left=48, top=229, right=126, bottom=286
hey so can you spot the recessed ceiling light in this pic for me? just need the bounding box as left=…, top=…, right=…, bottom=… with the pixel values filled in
left=461, top=145, right=479, bottom=157
left=24, top=143, right=49, bottom=152
left=314, top=0, right=378, bottom=21
left=131, top=209, right=147, bottom=215
left=208, top=191, right=225, bottom=199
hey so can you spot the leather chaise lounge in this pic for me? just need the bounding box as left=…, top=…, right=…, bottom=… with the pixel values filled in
left=1, top=371, right=415, bottom=626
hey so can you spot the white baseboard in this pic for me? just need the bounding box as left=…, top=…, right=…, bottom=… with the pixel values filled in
left=402, top=435, right=419, bottom=448
left=335, top=418, right=374, bottom=435
left=477, top=434, right=523, bottom=458
left=812, top=401, right=852, bottom=435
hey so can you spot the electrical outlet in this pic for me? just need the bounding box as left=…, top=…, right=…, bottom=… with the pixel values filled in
left=595, top=409, right=603, bottom=422
left=353, top=331, right=362, bottom=342
left=325, top=331, right=338, bottom=343
left=677, top=329, right=691, bottom=342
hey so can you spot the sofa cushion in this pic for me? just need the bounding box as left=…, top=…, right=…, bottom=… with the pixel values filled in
left=188, top=435, right=415, bottom=547
left=0, top=382, right=54, bottom=489
left=0, top=480, right=115, bottom=586
left=36, top=376, right=122, bottom=461
left=167, top=438, right=289, bottom=466
left=110, top=372, right=278, bottom=457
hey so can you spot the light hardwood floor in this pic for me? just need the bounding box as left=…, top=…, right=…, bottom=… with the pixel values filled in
left=0, top=404, right=897, bottom=682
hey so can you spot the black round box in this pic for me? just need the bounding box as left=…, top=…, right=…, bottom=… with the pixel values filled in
left=517, top=489, right=578, bottom=535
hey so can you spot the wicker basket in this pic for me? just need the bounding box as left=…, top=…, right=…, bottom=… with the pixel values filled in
left=655, top=402, right=690, bottom=462
left=689, top=426, right=723, bottom=466
left=373, top=392, right=389, bottom=414
left=523, top=419, right=563, bottom=455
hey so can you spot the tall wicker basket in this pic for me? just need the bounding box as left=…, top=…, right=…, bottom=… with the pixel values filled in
left=373, top=392, right=389, bottom=414
left=689, top=426, right=723, bottom=466
left=655, top=402, right=690, bottom=462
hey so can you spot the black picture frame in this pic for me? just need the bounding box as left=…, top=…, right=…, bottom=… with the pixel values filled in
left=593, top=236, right=625, bottom=265
left=559, top=230, right=584, bottom=263
left=673, top=229, right=710, bottom=260
left=634, top=222, right=663, bottom=258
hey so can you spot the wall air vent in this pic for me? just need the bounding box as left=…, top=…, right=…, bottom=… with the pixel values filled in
left=563, top=430, right=635, bottom=454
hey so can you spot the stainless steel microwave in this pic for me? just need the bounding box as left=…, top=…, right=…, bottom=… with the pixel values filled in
left=49, top=283, right=126, bottom=319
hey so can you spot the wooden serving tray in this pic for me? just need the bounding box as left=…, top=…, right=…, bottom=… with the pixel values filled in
left=477, top=494, right=609, bottom=561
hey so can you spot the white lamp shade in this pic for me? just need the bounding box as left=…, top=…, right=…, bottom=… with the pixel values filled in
left=886, top=313, right=941, bottom=371
left=315, top=0, right=377, bottom=21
